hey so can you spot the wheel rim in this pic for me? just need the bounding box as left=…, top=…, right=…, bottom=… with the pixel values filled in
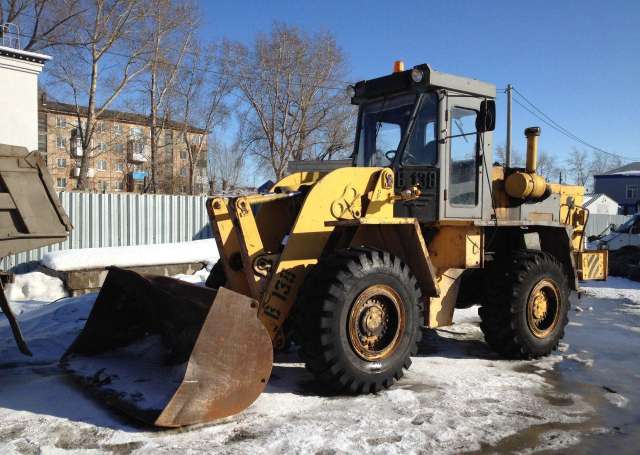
left=348, top=285, right=406, bottom=361
left=526, top=279, right=561, bottom=339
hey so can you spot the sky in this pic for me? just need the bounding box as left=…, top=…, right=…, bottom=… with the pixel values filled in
left=199, top=0, right=640, bottom=165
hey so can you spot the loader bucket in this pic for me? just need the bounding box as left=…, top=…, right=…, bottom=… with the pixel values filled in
left=60, top=267, right=273, bottom=427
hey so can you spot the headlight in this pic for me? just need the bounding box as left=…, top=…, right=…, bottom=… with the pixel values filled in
left=346, top=85, right=356, bottom=98
left=411, top=68, right=424, bottom=83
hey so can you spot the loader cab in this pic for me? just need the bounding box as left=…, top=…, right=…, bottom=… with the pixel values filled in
left=351, top=63, right=496, bottom=223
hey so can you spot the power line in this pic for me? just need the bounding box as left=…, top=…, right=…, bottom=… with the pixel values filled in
left=509, top=87, right=634, bottom=162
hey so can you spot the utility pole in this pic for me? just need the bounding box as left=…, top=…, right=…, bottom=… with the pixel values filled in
left=506, top=84, right=512, bottom=167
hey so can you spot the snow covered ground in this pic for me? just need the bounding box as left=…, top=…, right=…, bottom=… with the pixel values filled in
left=0, top=273, right=638, bottom=454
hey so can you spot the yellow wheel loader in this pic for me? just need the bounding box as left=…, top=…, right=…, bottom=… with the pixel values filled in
left=61, top=63, right=608, bottom=427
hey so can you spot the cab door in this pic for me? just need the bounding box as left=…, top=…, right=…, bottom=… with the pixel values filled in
left=443, top=96, right=483, bottom=219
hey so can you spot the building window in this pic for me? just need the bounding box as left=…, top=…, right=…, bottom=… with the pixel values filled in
left=115, top=143, right=124, bottom=154
left=56, top=116, right=66, bottom=128
left=95, top=121, right=105, bottom=133
left=115, top=162, right=124, bottom=172
left=180, top=150, right=188, bottom=160
left=130, top=126, right=143, bottom=138
left=98, top=180, right=108, bottom=192
left=56, top=158, right=67, bottom=168
left=56, top=135, right=67, bottom=149
left=180, top=166, right=188, bottom=177
left=627, top=185, right=638, bottom=200
left=113, top=123, right=123, bottom=135
left=115, top=181, right=124, bottom=191
left=56, top=177, right=67, bottom=188
left=97, top=159, right=108, bottom=171
left=98, top=142, right=107, bottom=152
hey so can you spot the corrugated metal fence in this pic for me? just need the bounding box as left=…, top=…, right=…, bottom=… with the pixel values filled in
left=585, top=213, right=630, bottom=238
left=1, top=192, right=213, bottom=271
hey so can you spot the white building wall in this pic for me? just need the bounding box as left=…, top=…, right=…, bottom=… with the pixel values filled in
left=0, top=47, right=49, bottom=151
left=587, top=196, right=620, bottom=215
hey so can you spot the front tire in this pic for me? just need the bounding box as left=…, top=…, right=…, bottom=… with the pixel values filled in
left=479, top=250, right=570, bottom=359
left=294, top=248, right=422, bottom=394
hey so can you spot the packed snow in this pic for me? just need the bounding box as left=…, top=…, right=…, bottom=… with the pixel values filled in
left=41, top=239, right=219, bottom=271
left=63, top=335, right=188, bottom=413
left=0, top=273, right=638, bottom=453
left=4, top=270, right=68, bottom=302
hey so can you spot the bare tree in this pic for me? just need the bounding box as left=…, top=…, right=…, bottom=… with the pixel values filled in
left=589, top=149, right=622, bottom=177
left=494, top=145, right=524, bottom=167
left=566, top=147, right=590, bottom=186
left=141, top=0, right=196, bottom=193
left=48, top=0, right=151, bottom=190
left=223, top=23, right=351, bottom=180
left=536, top=150, right=558, bottom=181
left=174, top=43, right=231, bottom=194
left=209, top=122, right=250, bottom=193
left=0, top=0, right=85, bottom=51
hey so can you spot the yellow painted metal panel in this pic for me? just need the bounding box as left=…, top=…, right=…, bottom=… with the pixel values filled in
left=207, top=197, right=251, bottom=296
left=258, top=167, right=384, bottom=340
left=429, top=226, right=483, bottom=271
left=576, top=250, right=608, bottom=281
left=428, top=268, right=464, bottom=327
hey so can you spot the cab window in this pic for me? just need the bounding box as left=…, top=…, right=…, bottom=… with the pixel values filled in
left=402, top=94, right=438, bottom=166
left=355, top=95, right=416, bottom=167
left=449, top=107, right=478, bottom=206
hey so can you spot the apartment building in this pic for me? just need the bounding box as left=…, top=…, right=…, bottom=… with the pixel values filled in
left=38, top=96, right=209, bottom=194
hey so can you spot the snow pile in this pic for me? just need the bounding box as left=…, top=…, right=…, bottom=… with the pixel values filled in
left=172, top=267, right=210, bottom=284
left=41, top=239, right=219, bottom=271
left=4, top=270, right=68, bottom=302
left=581, top=276, right=640, bottom=304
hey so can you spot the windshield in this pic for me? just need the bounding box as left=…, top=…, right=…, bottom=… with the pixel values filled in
left=615, top=214, right=640, bottom=233
left=355, top=94, right=416, bottom=167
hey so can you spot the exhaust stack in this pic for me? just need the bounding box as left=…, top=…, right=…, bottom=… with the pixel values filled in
left=525, top=127, right=540, bottom=173
left=505, top=127, right=548, bottom=200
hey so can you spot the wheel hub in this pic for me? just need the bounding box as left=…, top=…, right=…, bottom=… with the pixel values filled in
left=348, top=285, right=405, bottom=361
left=527, top=279, right=560, bottom=339
left=360, top=301, right=386, bottom=336
left=532, top=292, right=548, bottom=320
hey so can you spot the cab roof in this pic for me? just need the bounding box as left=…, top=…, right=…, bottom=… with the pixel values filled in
left=351, top=63, right=496, bottom=104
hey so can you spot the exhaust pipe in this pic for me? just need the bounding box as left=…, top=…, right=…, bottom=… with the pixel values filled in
left=505, top=127, right=548, bottom=200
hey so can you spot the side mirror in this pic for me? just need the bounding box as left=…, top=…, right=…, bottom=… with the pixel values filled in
left=476, top=100, right=496, bottom=132
left=385, top=150, right=396, bottom=161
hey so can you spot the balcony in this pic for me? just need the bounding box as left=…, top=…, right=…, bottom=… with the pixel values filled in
left=73, top=167, right=95, bottom=178
left=127, top=140, right=149, bottom=163
left=129, top=170, right=148, bottom=182
left=128, top=152, right=148, bottom=163
left=70, top=137, right=83, bottom=157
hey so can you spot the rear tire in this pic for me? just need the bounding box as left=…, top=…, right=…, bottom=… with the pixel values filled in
left=294, top=248, right=422, bottom=394
left=479, top=250, right=570, bottom=359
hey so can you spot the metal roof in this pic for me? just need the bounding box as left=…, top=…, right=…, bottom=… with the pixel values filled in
left=595, top=162, right=640, bottom=177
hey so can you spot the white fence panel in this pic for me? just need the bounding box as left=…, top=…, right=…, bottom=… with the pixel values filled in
left=585, top=214, right=631, bottom=238
left=1, top=192, right=213, bottom=271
